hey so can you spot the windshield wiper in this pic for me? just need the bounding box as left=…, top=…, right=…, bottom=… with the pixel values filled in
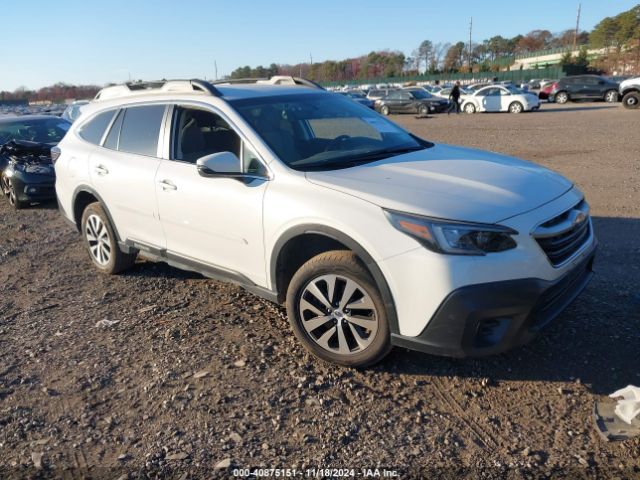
left=304, top=145, right=427, bottom=170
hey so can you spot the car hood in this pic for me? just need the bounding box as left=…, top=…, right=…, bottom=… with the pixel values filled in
left=620, top=77, right=640, bottom=90
left=305, top=143, right=573, bottom=224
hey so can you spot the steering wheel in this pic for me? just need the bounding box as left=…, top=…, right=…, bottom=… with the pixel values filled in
left=324, top=135, right=351, bottom=152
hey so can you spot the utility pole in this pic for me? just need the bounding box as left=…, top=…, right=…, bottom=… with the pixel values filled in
left=214, top=60, right=218, bottom=80
left=573, top=3, right=581, bottom=50
left=468, top=17, right=473, bottom=71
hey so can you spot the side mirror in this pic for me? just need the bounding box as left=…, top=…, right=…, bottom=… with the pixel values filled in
left=196, top=151, right=269, bottom=182
left=196, top=151, right=241, bottom=176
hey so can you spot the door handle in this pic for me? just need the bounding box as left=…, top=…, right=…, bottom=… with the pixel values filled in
left=158, top=179, right=177, bottom=191
left=94, top=165, right=109, bottom=176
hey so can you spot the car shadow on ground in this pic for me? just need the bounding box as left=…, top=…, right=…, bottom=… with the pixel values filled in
left=377, top=216, right=640, bottom=395
left=537, top=104, right=619, bottom=113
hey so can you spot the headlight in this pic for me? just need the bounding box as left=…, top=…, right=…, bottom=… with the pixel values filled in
left=384, top=209, right=518, bottom=255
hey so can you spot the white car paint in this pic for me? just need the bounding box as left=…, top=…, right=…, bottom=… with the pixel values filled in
left=461, top=85, right=541, bottom=113
left=54, top=82, right=594, bottom=347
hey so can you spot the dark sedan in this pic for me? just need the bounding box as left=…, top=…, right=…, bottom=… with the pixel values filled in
left=337, top=91, right=375, bottom=109
left=0, top=115, right=70, bottom=209
left=375, top=88, right=449, bottom=115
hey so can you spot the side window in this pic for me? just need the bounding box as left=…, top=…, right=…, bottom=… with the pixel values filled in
left=387, top=91, right=402, bottom=100
left=118, top=105, right=166, bottom=157
left=400, top=92, right=412, bottom=100
left=78, top=110, right=116, bottom=145
left=103, top=109, right=124, bottom=150
left=172, top=107, right=241, bottom=163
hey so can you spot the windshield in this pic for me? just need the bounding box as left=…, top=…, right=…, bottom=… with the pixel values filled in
left=232, top=93, right=429, bottom=171
left=0, top=117, right=70, bottom=145
left=408, top=89, right=432, bottom=99
left=504, top=85, right=524, bottom=94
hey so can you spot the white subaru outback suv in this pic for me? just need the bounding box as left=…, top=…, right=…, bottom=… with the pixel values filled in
left=53, top=77, right=597, bottom=367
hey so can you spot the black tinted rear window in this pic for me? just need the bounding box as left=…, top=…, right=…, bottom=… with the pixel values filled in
left=79, top=110, right=116, bottom=145
left=118, top=105, right=165, bottom=156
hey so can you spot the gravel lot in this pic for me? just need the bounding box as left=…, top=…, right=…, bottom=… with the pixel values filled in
left=1, top=102, right=639, bottom=479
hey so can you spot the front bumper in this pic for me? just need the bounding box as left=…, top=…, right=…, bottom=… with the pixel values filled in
left=391, top=246, right=596, bottom=357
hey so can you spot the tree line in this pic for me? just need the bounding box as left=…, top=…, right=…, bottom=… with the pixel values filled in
left=0, top=83, right=100, bottom=103
left=229, top=3, right=639, bottom=81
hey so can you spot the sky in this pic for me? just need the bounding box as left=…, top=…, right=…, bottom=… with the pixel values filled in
left=2, top=0, right=638, bottom=91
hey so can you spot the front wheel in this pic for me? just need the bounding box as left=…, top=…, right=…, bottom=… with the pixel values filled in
left=555, top=91, right=569, bottom=104
left=380, top=105, right=390, bottom=116
left=604, top=90, right=619, bottom=103
left=81, top=202, right=136, bottom=274
left=2, top=175, right=27, bottom=209
left=508, top=101, right=524, bottom=114
left=463, top=102, right=476, bottom=114
left=418, top=104, right=429, bottom=115
left=622, top=91, right=639, bottom=109
left=286, top=251, right=391, bottom=367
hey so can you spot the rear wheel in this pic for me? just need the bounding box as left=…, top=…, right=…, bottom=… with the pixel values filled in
left=463, top=102, right=476, bottom=114
left=622, top=91, right=640, bottom=109
left=508, top=101, right=524, bottom=114
left=380, top=105, right=390, bottom=116
left=81, top=202, right=136, bottom=274
left=418, top=104, right=429, bottom=115
left=286, top=251, right=391, bottom=367
left=604, top=90, right=619, bottom=103
left=555, top=91, right=569, bottom=104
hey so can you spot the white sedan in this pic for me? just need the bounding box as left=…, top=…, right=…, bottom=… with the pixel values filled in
left=461, top=85, right=540, bottom=114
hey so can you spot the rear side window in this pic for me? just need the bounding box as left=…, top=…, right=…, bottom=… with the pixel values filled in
left=118, top=105, right=166, bottom=156
left=78, top=110, right=116, bottom=145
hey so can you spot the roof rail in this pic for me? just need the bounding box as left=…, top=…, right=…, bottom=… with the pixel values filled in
left=93, top=79, right=221, bottom=101
left=213, top=76, right=324, bottom=90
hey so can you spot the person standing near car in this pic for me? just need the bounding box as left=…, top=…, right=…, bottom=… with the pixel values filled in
left=448, top=81, right=461, bottom=114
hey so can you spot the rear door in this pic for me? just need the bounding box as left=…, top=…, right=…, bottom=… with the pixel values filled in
left=88, top=104, right=167, bottom=248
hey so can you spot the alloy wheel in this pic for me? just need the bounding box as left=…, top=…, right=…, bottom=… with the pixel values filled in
left=4, top=177, right=17, bottom=206
left=298, top=274, right=379, bottom=355
left=85, top=214, right=112, bottom=266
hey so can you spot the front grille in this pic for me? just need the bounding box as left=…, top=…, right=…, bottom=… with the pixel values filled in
left=533, top=200, right=591, bottom=266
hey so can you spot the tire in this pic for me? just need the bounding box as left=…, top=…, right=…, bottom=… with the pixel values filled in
left=508, top=101, right=524, bottom=114
left=2, top=175, right=27, bottom=210
left=555, top=91, right=569, bottom=104
left=463, top=102, right=476, bottom=114
left=418, top=104, right=429, bottom=115
left=622, top=91, right=640, bottom=109
left=604, top=90, right=618, bottom=103
left=81, top=202, right=136, bottom=274
left=380, top=105, right=390, bottom=116
left=285, top=251, right=391, bottom=367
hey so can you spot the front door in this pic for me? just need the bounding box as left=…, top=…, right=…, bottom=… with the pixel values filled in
left=155, top=105, right=269, bottom=285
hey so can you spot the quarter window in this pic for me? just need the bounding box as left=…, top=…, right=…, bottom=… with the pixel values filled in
left=78, top=110, right=116, bottom=145
left=103, top=110, right=124, bottom=150
left=118, top=105, right=166, bottom=157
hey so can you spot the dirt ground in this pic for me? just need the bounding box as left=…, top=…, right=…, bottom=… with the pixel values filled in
left=0, top=102, right=639, bottom=479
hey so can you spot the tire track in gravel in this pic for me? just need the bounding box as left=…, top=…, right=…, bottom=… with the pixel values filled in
left=431, top=377, right=499, bottom=450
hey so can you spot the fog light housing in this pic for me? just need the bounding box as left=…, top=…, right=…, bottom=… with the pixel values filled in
left=25, top=186, right=39, bottom=194
left=474, top=317, right=511, bottom=348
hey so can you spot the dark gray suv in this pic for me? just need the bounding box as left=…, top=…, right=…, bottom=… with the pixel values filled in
left=550, top=75, right=619, bottom=104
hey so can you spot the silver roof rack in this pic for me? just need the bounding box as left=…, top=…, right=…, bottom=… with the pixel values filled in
left=94, top=79, right=221, bottom=101
left=213, top=76, right=324, bottom=90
